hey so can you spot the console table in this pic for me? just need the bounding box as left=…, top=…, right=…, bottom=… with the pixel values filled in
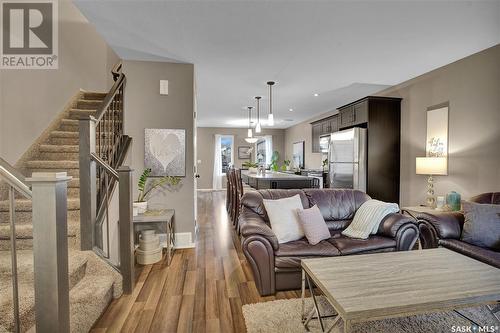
left=132, top=208, right=175, bottom=265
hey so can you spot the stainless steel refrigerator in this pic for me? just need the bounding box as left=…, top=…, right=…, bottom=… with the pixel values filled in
left=328, top=127, right=367, bottom=191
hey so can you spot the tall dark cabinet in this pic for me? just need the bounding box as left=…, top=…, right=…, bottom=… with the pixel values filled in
left=337, top=96, right=401, bottom=203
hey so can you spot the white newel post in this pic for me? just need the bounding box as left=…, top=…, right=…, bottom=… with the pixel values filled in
left=27, top=172, right=72, bottom=333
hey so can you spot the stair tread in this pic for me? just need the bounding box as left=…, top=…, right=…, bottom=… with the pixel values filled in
left=40, top=144, right=79, bottom=152
left=25, top=160, right=79, bottom=170
left=0, top=198, right=80, bottom=212
left=50, top=130, right=79, bottom=137
left=0, top=219, right=79, bottom=238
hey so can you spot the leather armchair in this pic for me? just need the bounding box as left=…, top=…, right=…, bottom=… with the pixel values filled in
left=239, top=189, right=419, bottom=296
left=417, top=192, right=500, bottom=269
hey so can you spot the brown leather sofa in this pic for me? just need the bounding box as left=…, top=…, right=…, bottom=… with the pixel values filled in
left=239, top=189, right=419, bottom=296
left=418, top=192, right=500, bottom=269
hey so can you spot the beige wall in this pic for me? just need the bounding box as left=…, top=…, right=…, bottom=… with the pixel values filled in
left=377, top=44, right=500, bottom=206
left=284, top=45, right=500, bottom=205
left=0, top=0, right=119, bottom=163
left=122, top=60, right=195, bottom=239
left=196, top=127, right=285, bottom=189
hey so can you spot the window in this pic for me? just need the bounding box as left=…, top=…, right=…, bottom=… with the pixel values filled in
left=220, top=135, right=234, bottom=173
left=256, top=140, right=266, bottom=166
left=256, top=135, right=273, bottom=167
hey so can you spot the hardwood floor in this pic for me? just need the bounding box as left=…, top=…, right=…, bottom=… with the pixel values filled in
left=91, top=190, right=300, bottom=332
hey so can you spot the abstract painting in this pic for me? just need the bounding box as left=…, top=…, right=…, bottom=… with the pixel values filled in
left=145, top=129, right=185, bottom=177
left=238, top=146, right=252, bottom=159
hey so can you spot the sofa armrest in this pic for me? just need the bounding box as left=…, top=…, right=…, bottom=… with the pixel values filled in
left=239, top=206, right=279, bottom=251
left=377, top=213, right=419, bottom=251
left=242, top=235, right=276, bottom=296
left=416, top=211, right=464, bottom=240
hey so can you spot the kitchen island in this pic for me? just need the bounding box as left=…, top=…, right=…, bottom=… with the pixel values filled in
left=241, top=170, right=319, bottom=190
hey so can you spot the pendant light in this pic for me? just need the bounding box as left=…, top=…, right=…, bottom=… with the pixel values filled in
left=267, top=81, right=275, bottom=126
left=255, top=96, right=262, bottom=133
left=245, top=106, right=258, bottom=143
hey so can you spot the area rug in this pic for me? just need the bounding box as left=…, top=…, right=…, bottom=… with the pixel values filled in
left=242, top=297, right=499, bottom=333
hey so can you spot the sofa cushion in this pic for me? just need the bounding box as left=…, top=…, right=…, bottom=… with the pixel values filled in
left=263, top=194, right=305, bottom=243
left=461, top=201, right=500, bottom=251
left=297, top=205, right=331, bottom=245
left=328, top=235, right=396, bottom=255
left=241, top=189, right=309, bottom=223
left=439, top=239, right=500, bottom=269
left=275, top=238, right=340, bottom=257
left=326, top=219, right=352, bottom=231
left=303, top=189, right=370, bottom=221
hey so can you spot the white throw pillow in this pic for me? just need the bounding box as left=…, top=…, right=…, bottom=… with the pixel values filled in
left=342, top=199, right=399, bottom=239
left=263, top=194, right=305, bottom=243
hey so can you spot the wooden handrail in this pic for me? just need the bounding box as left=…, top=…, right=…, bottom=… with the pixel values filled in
left=94, top=73, right=125, bottom=123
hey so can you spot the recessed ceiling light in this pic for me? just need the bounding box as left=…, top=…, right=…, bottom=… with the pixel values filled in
left=313, top=93, right=319, bottom=97
left=289, top=108, right=293, bottom=112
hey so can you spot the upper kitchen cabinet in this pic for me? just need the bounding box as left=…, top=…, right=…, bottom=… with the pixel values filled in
left=310, top=114, right=339, bottom=153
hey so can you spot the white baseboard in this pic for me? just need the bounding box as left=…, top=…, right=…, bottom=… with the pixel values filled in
left=174, top=232, right=195, bottom=249
left=197, top=188, right=225, bottom=192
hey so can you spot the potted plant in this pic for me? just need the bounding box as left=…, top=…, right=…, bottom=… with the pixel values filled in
left=242, top=161, right=259, bottom=173
left=282, top=159, right=291, bottom=171
left=269, top=151, right=280, bottom=171
left=134, top=168, right=181, bottom=215
left=322, top=158, right=329, bottom=172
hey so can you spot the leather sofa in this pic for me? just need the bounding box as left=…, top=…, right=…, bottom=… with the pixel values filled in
left=418, top=192, right=500, bottom=269
left=239, top=189, right=419, bottom=296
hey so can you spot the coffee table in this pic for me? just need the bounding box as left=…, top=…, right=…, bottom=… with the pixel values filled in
left=301, top=248, right=500, bottom=332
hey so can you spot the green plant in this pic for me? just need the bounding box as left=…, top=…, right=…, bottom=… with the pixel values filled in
left=283, top=160, right=291, bottom=166
left=322, top=158, right=328, bottom=168
left=270, top=151, right=279, bottom=171
left=136, top=168, right=181, bottom=202
left=242, top=161, right=258, bottom=168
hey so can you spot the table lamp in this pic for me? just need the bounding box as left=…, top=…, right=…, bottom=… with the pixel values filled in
left=416, top=157, right=447, bottom=207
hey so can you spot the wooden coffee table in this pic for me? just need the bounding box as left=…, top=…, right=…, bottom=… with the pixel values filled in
left=301, top=248, right=500, bottom=332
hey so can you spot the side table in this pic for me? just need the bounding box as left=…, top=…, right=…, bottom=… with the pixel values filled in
left=133, top=208, right=175, bottom=265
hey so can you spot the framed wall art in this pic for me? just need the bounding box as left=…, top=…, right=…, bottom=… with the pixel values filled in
left=145, top=128, right=186, bottom=177
left=426, top=103, right=449, bottom=158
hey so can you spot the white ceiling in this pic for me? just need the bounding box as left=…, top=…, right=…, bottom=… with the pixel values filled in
left=74, top=0, right=500, bottom=129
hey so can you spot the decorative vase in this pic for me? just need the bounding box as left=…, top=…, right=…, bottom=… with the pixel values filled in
left=133, top=201, right=148, bottom=215
left=446, top=191, right=461, bottom=211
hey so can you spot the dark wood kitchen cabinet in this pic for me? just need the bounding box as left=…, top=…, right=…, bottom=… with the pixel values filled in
left=337, top=96, right=402, bottom=203
left=310, top=114, right=339, bottom=153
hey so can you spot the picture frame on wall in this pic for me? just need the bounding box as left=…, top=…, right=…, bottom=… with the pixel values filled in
left=238, top=146, right=252, bottom=159
left=426, top=103, right=449, bottom=159
left=144, top=128, right=186, bottom=177
left=293, top=141, right=305, bottom=169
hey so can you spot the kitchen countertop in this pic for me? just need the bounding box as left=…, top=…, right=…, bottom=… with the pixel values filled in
left=241, top=170, right=315, bottom=180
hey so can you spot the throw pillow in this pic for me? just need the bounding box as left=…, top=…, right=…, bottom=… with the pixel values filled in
left=342, top=199, right=399, bottom=239
left=296, top=205, right=331, bottom=245
left=263, top=194, right=305, bottom=243
left=461, top=200, right=500, bottom=250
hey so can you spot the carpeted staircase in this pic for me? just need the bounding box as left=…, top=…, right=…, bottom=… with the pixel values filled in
left=0, top=91, right=123, bottom=332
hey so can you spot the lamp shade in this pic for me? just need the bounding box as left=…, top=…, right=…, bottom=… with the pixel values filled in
left=416, top=157, right=447, bottom=175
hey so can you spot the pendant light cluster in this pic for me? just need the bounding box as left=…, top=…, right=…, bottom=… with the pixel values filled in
left=245, top=106, right=258, bottom=143
left=244, top=81, right=276, bottom=143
